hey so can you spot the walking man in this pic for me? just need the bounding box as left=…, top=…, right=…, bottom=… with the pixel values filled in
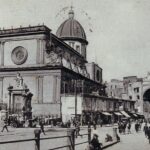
left=39, top=120, right=46, bottom=135
left=1, top=119, right=9, bottom=132
left=75, top=121, right=82, bottom=138
left=135, top=122, right=139, bottom=133
left=127, top=122, right=131, bottom=134
left=147, top=127, right=150, bottom=144
left=143, top=123, right=148, bottom=138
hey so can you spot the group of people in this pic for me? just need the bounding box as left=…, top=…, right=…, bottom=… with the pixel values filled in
left=118, top=119, right=150, bottom=144
left=118, top=120, right=131, bottom=134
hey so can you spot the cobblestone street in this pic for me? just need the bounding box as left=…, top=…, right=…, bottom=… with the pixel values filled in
left=107, top=131, right=150, bottom=150
left=0, top=124, right=150, bottom=150
left=0, top=125, right=114, bottom=150
left=107, top=123, right=150, bottom=150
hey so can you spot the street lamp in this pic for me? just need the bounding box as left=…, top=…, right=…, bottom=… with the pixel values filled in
left=7, top=85, right=13, bottom=115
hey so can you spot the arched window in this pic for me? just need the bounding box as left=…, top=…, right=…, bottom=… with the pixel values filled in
left=69, top=42, right=75, bottom=48
left=76, top=45, right=80, bottom=53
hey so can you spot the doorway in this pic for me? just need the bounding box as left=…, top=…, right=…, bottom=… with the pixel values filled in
left=12, top=94, right=23, bottom=114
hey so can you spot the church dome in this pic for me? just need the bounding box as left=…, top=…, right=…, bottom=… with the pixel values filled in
left=56, top=9, right=88, bottom=44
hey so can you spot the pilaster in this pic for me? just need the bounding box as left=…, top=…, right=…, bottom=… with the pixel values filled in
left=36, top=76, right=43, bottom=103
left=36, top=39, right=45, bottom=64
left=0, top=77, right=3, bottom=103
left=53, top=76, right=57, bottom=103
left=56, top=76, right=61, bottom=102
left=0, top=41, right=5, bottom=66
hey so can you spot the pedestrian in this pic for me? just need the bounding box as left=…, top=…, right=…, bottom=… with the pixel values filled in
left=90, top=134, right=102, bottom=150
left=75, top=121, right=82, bottom=138
left=1, top=119, right=9, bottom=132
left=118, top=122, right=122, bottom=134
left=105, top=134, right=113, bottom=142
left=138, top=122, right=142, bottom=131
left=127, top=122, right=131, bottom=134
left=116, top=133, right=120, bottom=142
left=97, top=119, right=103, bottom=127
left=39, top=120, right=46, bottom=135
left=122, top=122, right=127, bottom=134
left=67, top=120, right=71, bottom=128
left=135, top=122, right=139, bottom=133
left=91, top=124, right=98, bottom=138
left=147, top=126, right=150, bottom=144
left=143, top=123, right=148, bottom=137
left=93, top=120, right=96, bottom=128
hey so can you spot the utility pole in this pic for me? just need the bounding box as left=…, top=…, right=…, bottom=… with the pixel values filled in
left=81, top=80, right=84, bottom=126
left=7, top=85, right=13, bottom=115
left=75, top=79, right=77, bottom=120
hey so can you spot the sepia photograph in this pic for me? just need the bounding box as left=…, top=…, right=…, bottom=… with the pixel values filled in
left=0, top=0, right=150, bottom=150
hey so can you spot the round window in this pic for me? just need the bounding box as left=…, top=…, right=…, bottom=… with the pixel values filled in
left=11, top=46, right=28, bottom=65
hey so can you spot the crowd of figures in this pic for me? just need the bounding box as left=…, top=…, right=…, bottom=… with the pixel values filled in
left=118, top=118, right=150, bottom=144
left=118, top=119, right=144, bottom=134
left=2, top=114, right=150, bottom=149
left=118, top=120, right=131, bottom=134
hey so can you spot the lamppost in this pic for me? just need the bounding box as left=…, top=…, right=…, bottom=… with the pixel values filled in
left=7, top=85, right=13, bottom=115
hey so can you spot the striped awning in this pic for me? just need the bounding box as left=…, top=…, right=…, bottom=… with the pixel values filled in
left=102, top=112, right=112, bottom=116
left=114, top=112, right=122, bottom=116
left=133, top=114, right=138, bottom=117
left=120, top=111, right=130, bottom=118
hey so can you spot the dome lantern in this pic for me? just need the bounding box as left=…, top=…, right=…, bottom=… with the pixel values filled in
left=68, top=7, right=74, bottom=19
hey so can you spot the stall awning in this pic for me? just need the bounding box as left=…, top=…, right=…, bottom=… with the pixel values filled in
left=102, top=112, right=112, bottom=116
left=133, top=114, right=138, bottom=117
left=120, top=111, right=131, bottom=118
left=136, top=113, right=144, bottom=118
left=114, top=112, right=122, bottom=116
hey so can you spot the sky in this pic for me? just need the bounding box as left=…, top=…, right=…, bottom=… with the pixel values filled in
left=0, top=0, right=150, bottom=81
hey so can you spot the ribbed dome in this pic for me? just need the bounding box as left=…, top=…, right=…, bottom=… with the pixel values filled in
left=56, top=9, right=88, bottom=44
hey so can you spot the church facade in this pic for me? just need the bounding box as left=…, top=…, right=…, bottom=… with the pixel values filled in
left=0, top=9, right=135, bottom=122
left=0, top=9, right=105, bottom=121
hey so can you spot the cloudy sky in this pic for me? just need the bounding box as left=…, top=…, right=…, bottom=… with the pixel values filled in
left=0, top=0, right=150, bottom=81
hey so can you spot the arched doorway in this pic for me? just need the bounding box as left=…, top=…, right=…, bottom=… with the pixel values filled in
left=143, top=89, right=150, bottom=115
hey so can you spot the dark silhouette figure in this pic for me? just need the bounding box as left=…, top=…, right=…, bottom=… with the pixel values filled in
left=105, top=134, right=113, bottom=142
left=75, top=121, right=82, bottom=138
left=127, top=122, right=131, bottom=134
left=135, top=123, right=139, bottom=133
left=90, top=134, right=102, bottom=150
left=147, top=127, right=150, bottom=144
left=39, top=120, right=46, bottom=135
left=1, top=119, right=9, bottom=132
left=143, top=123, right=148, bottom=138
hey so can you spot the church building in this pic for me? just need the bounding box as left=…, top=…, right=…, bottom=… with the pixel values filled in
left=0, top=9, right=105, bottom=122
